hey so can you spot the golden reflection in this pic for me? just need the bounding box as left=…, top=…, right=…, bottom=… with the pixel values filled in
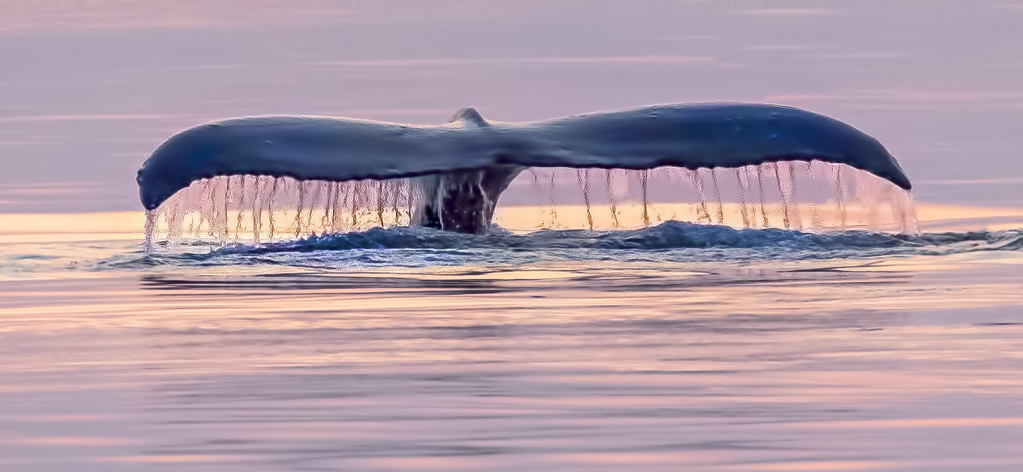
left=916, top=202, right=1023, bottom=231
left=2, top=258, right=1023, bottom=468
left=0, top=200, right=1019, bottom=244
left=0, top=212, right=143, bottom=243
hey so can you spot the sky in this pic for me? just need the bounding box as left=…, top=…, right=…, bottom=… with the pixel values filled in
left=0, top=0, right=1020, bottom=213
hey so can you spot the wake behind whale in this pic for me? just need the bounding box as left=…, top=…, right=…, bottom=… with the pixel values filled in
left=137, top=103, right=917, bottom=248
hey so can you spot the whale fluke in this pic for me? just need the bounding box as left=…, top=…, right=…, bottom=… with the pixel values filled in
left=449, top=107, right=489, bottom=128
left=137, top=103, right=912, bottom=235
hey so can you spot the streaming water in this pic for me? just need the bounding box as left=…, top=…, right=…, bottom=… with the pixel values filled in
left=144, top=162, right=920, bottom=250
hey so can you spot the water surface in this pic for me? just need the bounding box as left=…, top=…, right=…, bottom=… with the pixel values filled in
left=1, top=224, right=1022, bottom=470
left=2, top=1, right=1023, bottom=469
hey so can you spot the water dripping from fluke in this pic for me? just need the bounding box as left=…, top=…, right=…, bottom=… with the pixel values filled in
left=143, top=160, right=919, bottom=252
left=136, top=102, right=925, bottom=253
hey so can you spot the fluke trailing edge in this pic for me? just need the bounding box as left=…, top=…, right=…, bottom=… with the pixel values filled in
left=137, top=103, right=911, bottom=234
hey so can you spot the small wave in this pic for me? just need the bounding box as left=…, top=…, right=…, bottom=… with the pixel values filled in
left=92, top=222, right=1020, bottom=272
left=216, top=222, right=1020, bottom=253
left=86, top=222, right=1022, bottom=274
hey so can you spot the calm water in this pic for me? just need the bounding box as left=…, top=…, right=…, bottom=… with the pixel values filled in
left=2, top=0, right=1023, bottom=470
left=1, top=225, right=1023, bottom=470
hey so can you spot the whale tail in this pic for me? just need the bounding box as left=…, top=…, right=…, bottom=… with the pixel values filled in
left=138, top=103, right=916, bottom=245
left=448, top=107, right=490, bottom=128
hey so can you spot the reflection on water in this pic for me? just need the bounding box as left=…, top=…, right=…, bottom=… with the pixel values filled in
left=1, top=230, right=1022, bottom=469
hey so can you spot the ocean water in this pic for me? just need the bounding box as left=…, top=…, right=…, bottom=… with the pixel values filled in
left=3, top=0, right=1023, bottom=470
left=2, top=222, right=1023, bottom=470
